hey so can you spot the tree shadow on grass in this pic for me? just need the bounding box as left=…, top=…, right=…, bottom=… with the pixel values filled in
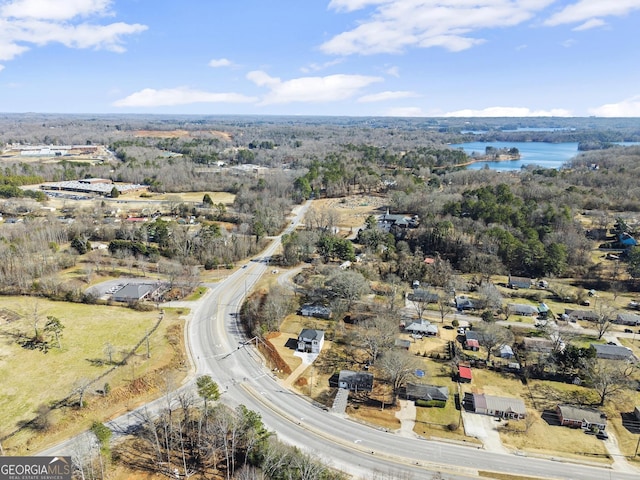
left=621, top=412, right=640, bottom=434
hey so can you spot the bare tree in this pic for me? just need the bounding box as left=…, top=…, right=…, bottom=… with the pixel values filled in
left=359, top=314, right=398, bottom=365
left=378, top=349, right=422, bottom=402
left=593, top=302, right=616, bottom=340
left=581, top=357, right=636, bottom=406
left=476, top=323, right=514, bottom=362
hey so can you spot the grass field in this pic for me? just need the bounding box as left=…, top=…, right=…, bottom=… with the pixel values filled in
left=0, top=297, right=187, bottom=454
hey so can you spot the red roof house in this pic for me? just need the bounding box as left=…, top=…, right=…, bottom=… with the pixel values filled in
left=458, top=365, right=472, bottom=383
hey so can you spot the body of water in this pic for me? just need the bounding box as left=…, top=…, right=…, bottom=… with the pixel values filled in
left=450, top=141, right=580, bottom=171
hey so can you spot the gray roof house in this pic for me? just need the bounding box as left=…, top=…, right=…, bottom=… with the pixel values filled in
left=455, top=296, right=476, bottom=311
left=507, top=276, right=532, bottom=289
left=508, top=303, right=539, bottom=316
left=616, top=313, right=640, bottom=326
left=590, top=343, right=636, bottom=361
left=556, top=404, right=607, bottom=430
left=299, top=304, right=332, bottom=319
left=522, top=337, right=555, bottom=353
left=297, top=329, right=325, bottom=354
left=405, top=383, right=449, bottom=403
left=338, top=370, right=374, bottom=392
left=112, top=282, right=162, bottom=303
left=565, top=309, right=599, bottom=322
left=499, top=344, right=514, bottom=359
left=471, top=393, right=527, bottom=419
left=405, top=320, right=438, bottom=336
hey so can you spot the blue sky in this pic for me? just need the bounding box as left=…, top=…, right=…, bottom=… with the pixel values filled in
left=1, top=0, right=639, bottom=117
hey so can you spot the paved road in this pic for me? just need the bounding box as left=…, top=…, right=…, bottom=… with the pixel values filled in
left=40, top=200, right=640, bottom=479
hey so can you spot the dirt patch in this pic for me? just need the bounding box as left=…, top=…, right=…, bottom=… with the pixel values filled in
left=210, top=130, right=233, bottom=141
left=134, top=130, right=191, bottom=138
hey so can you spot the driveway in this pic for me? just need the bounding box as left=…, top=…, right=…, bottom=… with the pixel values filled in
left=461, top=410, right=509, bottom=454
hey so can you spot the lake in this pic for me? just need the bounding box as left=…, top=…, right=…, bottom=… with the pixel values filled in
left=449, top=141, right=579, bottom=171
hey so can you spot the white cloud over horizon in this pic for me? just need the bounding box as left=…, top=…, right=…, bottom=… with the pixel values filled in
left=247, top=71, right=383, bottom=105
left=443, top=106, right=573, bottom=117
left=588, top=96, right=640, bottom=117
left=113, top=87, right=257, bottom=107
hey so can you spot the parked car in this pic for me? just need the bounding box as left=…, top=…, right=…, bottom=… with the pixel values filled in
left=596, top=431, right=609, bottom=440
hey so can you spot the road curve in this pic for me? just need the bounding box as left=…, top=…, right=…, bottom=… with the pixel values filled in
left=41, top=201, right=639, bottom=480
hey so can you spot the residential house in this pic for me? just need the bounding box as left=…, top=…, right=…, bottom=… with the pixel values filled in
left=556, top=404, right=607, bottom=430
left=507, top=276, right=532, bottom=289
left=565, top=309, right=599, bottom=322
left=299, top=304, right=332, bottom=319
left=590, top=343, right=636, bottom=361
left=112, top=282, right=163, bottom=303
left=464, top=330, right=480, bottom=351
left=408, top=289, right=439, bottom=303
left=508, top=303, right=539, bottom=317
left=338, top=370, right=374, bottom=392
left=499, top=344, right=514, bottom=359
left=404, top=383, right=449, bottom=403
left=471, top=393, right=527, bottom=419
left=405, top=320, right=438, bottom=337
left=458, top=364, right=472, bottom=383
left=455, top=296, right=476, bottom=311
left=378, top=210, right=419, bottom=232
left=522, top=337, right=555, bottom=353
left=615, top=313, right=640, bottom=326
left=297, top=329, right=325, bottom=354
left=634, top=406, right=640, bottom=422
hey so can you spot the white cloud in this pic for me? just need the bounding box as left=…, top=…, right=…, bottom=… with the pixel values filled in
left=385, top=65, right=399, bottom=77
left=322, top=0, right=555, bottom=55
left=358, top=90, right=418, bottom=102
left=0, top=65, right=4, bottom=72
left=113, top=87, right=258, bottom=108
left=0, top=0, right=146, bottom=64
left=1, top=0, right=112, bottom=21
left=209, top=58, right=232, bottom=68
left=328, top=0, right=388, bottom=13
left=561, top=39, right=576, bottom=48
left=544, top=0, right=640, bottom=27
left=247, top=70, right=383, bottom=105
left=300, top=58, right=344, bottom=73
left=588, top=96, right=640, bottom=117
left=443, top=106, right=572, bottom=117
left=384, top=106, right=424, bottom=117
left=573, top=18, right=606, bottom=30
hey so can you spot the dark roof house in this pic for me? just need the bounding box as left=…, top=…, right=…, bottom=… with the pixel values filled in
left=338, top=370, right=374, bottom=392
left=404, top=383, right=449, bottom=403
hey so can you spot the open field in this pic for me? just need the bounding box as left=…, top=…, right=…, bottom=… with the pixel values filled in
left=0, top=297, right=188, bottom=454
left=311, top=194, right=388, bottom=229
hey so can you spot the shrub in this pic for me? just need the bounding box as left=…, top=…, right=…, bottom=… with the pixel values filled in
left=415, top=399, right=446, bottom=408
